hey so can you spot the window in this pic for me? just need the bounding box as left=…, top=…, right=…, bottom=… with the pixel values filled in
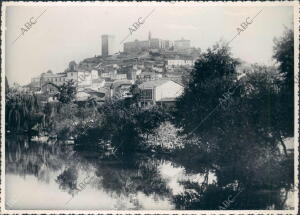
left=141, top=89, right=153, bottom=100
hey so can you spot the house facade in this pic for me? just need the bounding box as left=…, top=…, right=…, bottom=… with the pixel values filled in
left=109, top=80, right=134, bottom=99
left=167, top=59, right=195, bottom=67
left=40, top=71, right=67, bottom=94
left=138, top=79, right=183, bottom=107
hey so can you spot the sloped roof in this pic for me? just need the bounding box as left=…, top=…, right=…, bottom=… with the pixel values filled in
left=76, top=88, right=106, bottom=100
left=112, top=80, right=133, bottom=87
left=138, top=79, right=171, bottom=88
left=42, top=73, right=66, bottom=78
left=76, top=91, right=90, bottom=101
left=83, top=88, right=106, bottom=95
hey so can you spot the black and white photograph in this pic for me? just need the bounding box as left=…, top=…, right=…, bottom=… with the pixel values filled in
left=1, top=1, right=299, bottom=213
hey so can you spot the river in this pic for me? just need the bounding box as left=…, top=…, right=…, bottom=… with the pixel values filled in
left=5, top=135, right=295, bottom=210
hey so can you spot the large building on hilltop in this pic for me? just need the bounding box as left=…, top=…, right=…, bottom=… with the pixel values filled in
left=124, top=32, right=173, bottom=53
left=174, top=38, right=191, bottom=51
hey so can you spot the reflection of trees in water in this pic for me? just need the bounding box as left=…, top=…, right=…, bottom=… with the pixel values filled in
left=6, top=135, right=98, bottom=197
left=173, top=182, right=289, bottom=210
left=54, top=154, right=173, bottom=208
left=169, top=142, right=294, bottom=210
left=7, top=135, right=59, bottom=182
left=54, top=156, right=98, bottom=197
left=93, top=156, right=172, bottom=199
left=169, top=159, right=293, bottom=209
left=56, top=167, right=78, bottom=196
left=6, top=135, right=77, bottom=183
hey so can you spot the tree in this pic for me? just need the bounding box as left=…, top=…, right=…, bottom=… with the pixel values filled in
left=174, top=42, right=240, bottom=135
left=174, top=41, right=293, bottom=190
left=6, top=92, right=44, bottom=133
left=48, top=80, right=77, bottom=104
left=74, top=96, right=168, bottom=155
left=273, top=28, right=294, bottom=87
left=273, top=28, right=294, bottom=137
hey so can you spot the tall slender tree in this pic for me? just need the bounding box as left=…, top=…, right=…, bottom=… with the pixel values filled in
left=272, top=28, right=294, bottom=138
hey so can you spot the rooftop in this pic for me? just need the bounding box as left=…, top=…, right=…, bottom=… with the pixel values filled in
left=139, top=79, right=171, bottom=88
left=42, top=72, right=66, bottom=78
left=112, top=80, right=134, bottom=89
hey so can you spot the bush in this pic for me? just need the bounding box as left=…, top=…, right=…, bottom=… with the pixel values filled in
left=146, top=122, right=184, bottom=153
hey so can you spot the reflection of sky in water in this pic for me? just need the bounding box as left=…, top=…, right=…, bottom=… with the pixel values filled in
left=6, top=164, right=174, bottom=210
left=6, top=173, right=172, bottom=210
left=159, top=161, right=216, bottom=195
left=6, top=159, right=217, bottom=210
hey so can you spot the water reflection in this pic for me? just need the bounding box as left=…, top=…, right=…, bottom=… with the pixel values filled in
left=5, top=135, right=295, bottom=210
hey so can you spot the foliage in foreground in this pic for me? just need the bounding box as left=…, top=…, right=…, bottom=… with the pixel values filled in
left=173, top=32, right=294, bottom=190
left=5, top=92, right=44, bottom=133
left=75, top=98, right=170, bottom=154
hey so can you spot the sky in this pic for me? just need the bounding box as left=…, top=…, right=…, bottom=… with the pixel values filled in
left=4, top=2, right=294, bottom=85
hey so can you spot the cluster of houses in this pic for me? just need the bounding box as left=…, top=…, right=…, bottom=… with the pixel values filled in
left=23, top=33, right=200, bottom=107
left=27, top=66, right=185, bottom=107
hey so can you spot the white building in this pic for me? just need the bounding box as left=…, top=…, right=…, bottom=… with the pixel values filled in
left=77, top=70, right=92, bottom=87
left=41, top=71, right=67, bottom=86
left=91, top=78, right=106, bottom=91
left=66, top=70, right=78, bottom=82
left=91, top=70, right=99, bottom=79
left=137, top=72, right=163, bottom=82
left=138, top=79, right=184, bottom=107
left=100, top=70, right=127, bottom=80
left=40, top=71, right=67, bottom=94
left=167, top=59, right=195, bottom=68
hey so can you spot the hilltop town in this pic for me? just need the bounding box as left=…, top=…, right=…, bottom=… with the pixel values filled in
left=4, top=3, right=296, bottom=211
left=19, top=32, right=201, bottom=106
